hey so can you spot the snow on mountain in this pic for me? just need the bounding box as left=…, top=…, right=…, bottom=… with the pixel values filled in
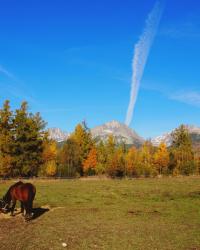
left=48, top=120, right=144, bottom=146
left=91, top=120, right=144, bottom=147
left=151, top=125, right=200, bottom=147
left=48, top=128, right=69, bottom=142
left=48, top=122, right=200, bottom=148
left=151, top=132, right=172, bottom=147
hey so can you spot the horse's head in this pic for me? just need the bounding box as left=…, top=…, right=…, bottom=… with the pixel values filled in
left=0, top=197, right=10, bottom=213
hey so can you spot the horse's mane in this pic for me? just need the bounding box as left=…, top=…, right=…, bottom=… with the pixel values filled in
left=3, top=181, right=24, bottom=203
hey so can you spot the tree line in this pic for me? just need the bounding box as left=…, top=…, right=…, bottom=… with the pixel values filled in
left=0, top=100, right=199, bottom=178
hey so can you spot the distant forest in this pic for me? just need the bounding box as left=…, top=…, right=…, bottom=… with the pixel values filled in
left=0, top=100, right=199, bottom=178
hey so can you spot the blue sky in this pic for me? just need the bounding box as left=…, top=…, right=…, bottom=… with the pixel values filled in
left=0, top=0, right=200, bottom=138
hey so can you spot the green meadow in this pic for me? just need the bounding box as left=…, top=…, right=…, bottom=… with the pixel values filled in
left=0, top=177, right=200, bottom=250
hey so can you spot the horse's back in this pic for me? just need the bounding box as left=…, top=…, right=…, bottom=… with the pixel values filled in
left=21, top=183, right=36, bottom=197
left=12, top=183, right=36, bottom=202
left=10, top=181, right=24, bottom=190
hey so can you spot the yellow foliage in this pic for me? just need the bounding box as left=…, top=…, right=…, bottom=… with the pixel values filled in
left=45, top=160, right=57, bottom=177
left=154, top=142, right=169, bottom=174
left=42, top=140, right=57, bottom=162
left=125, top=146, right=138, bottom=176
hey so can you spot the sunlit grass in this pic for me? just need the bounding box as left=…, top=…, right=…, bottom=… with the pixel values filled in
left=0, top=177, right=200, bottom=249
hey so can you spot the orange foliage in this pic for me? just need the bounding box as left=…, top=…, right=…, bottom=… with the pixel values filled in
left=83, top=147, right=97, bottom=173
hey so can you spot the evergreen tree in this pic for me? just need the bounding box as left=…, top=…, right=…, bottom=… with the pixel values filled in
left=12, top=102, right=46, bottom=176
left=0, top=100, right=14, bottom=177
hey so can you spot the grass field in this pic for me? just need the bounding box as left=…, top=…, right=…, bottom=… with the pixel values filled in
left=0, top=177, right=200, bottom=250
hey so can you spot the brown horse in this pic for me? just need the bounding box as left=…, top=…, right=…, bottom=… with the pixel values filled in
left=0, top=181, right=36, bottom=220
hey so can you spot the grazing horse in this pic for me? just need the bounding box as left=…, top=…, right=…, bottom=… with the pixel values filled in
left=0, top=181, right=36, bottom=220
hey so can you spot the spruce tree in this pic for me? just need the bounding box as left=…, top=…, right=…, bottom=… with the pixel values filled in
left=12, top=102, right=46, bottom=176
left=0, top=100, right=14, bottom=177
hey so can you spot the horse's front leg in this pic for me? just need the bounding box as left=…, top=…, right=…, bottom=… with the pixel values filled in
left=10, top=200, right=16, bottom=216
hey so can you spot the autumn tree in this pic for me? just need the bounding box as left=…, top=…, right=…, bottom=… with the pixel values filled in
left=193, top=146, right=200, bottom=175
left=45, top=160, right=57, bottom=177
left=138, top=141, right=156, bottom=177
left=170, top=125, right=196, bottom=175
left=125, top=146, right=139, bottom=177
left=83, top=146, right=97, bottom=175
left=41, top=139, right=57, bottom=176
left=96, top=141, right=107, bottom=174
left=0, top=100, right=14, bottom=177
left=106, top=134, right=116, bottom=157
left=57, top=138, right=80, bottom=177
left=107, top=146, right=125, bottom=178
left=154, top=142, right=169, bottom=175
left=70, top=122, right=93, bottom=175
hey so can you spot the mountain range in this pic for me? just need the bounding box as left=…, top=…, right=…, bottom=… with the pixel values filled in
left=151, top=125, right=200, bottom=147
left=48, top=121, right=200, bottom=147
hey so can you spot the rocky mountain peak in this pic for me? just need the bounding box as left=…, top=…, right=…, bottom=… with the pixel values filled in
left=48, top=128, right=69, bottom=142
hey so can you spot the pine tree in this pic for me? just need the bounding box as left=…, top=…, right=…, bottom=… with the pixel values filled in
left=12, top=102, right=46, bottom=176
left=0, top=100, right=14, bottom=177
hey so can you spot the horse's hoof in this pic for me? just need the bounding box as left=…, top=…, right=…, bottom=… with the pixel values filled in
left=25, top=217, right=29, bottom=221
left=25, top=215, right=32, bottom=221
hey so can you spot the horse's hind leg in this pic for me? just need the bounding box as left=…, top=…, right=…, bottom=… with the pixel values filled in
left=20, top=202, right=25, bottom=216
left=26, top=200, right=34, bottom=220
left=24, top=202, right=32, bottom=221
left=10, top=200, right=16, bottom=216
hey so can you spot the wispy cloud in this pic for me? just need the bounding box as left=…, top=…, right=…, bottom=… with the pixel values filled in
left=170, top=91, right=200, bottom=107
left=0, top=64, right=37, bottom=104
left=141, top=81, right=200, bottom=108
left=0, top=64, right=16, bottom=80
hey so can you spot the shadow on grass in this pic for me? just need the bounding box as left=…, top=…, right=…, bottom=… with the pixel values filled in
left=32, top=207, right=49, bottom=220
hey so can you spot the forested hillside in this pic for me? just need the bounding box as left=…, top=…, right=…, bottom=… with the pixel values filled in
left=0, top=100, right=199, bottom=178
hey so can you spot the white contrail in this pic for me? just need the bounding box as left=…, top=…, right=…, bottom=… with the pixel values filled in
left=125, top=1, right=164, bottom=126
